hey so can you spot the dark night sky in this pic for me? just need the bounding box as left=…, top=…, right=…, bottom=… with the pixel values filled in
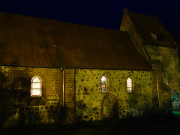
left=0, top=0, right=180, bottom=34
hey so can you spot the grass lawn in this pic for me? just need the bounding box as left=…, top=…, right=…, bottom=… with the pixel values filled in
left=1, top=113, right=180, bottom=135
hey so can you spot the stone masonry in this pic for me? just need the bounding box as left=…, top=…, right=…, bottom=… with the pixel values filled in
left=75, top=69, right=153, bottom=121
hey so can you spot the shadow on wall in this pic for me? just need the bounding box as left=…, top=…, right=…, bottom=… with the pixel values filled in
left=126, top=93, right=150, bottom=117
left=0, top=67, right=66, bottom=127
left=101, top=93, right=118, bottom=120
left=0, top=67, right=31, bottom=127
left=75, top=100, right=100, bottom=121
left=25, top=103, right=65, bottom=125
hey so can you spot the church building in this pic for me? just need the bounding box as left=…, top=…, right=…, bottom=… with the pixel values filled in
left=0, top=9, right=177, bottom=126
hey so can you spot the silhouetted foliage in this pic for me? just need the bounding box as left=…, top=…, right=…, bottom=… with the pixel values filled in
left=0, top=67, right=31, bottom=127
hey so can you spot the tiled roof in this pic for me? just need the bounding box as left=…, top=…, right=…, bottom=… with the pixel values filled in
left=128, top=11, right=177, bottom=47
left=0, top=12, right=152, bottom=70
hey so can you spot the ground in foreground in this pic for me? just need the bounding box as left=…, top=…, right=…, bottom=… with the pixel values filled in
left=1, top=113, right=180, bottom=135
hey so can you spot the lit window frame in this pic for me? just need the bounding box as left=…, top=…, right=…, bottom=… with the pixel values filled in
left=101, top=76, right=107, bottom=93
left=31, top=76, right=42, bottom=97
left=127, top=77, right=134, bottom=93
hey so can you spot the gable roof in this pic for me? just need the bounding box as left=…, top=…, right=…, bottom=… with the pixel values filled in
left=128, top=11, right=177, bottom=47
left=0, top=12, right=151, bottom=70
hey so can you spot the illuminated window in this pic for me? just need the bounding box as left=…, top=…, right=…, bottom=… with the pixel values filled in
left=31, top=76, right=42, bottom=97
left=101, top=76, right=107, bottom=93
left=127, top=78, right=133, bottom=93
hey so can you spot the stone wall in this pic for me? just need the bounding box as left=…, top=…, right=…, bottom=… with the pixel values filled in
left=146, top=46, right=177, bottom=113
left=151, top=61, right=172, bottom=113
left=75, top=69, right=153, bottom=121
left=0, top=66, right=173, bottom=126
left=120, top=9, right=180, bottom=91
left=153, top=70, right=172, bottom=113
left=146, top=45, right=180, bottom=90
left=120, top=9, right=178, bottom=109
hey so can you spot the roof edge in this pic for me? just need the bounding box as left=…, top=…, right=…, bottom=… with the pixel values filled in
left=0, top=64, right=152, bottom=71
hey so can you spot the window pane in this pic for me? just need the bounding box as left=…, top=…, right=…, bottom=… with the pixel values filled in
left=33, top=77, right=41, bottom=82
left=127, top=78, right=132, bottom=83
left=127, top=82, right=132, bottom=88
left=101, top=76, right=106, bottom=82
left=102, top=84, right=106, bottom=92
left=31, top=76, right=42, bottom=97
left=127, top=78, right=132, bottom=93
left=101, top=76, right=106, bottom=92
left=32, top=82, right=41, bottom=89
left=31, top=89, right=41, bottom=96
left=127, top=87, right=132, bottom=93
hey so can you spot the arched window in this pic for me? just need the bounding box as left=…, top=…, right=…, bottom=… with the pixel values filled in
left=127, top=78, right=133, bottom=93
left=101, top=76, right=107, bottom=93
left=31, top=76, right=42, bottom=97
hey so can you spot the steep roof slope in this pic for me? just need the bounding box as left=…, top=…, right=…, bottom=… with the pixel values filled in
left=128, top=11, right=177, bottom=47
left=0, top=12, right=151, bottom=70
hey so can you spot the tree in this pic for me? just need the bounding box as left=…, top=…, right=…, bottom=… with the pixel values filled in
left=0, top=67, right=31, bottom=127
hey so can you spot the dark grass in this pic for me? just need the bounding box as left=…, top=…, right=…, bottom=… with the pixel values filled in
left=1, top=112, right=180, bottom=135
